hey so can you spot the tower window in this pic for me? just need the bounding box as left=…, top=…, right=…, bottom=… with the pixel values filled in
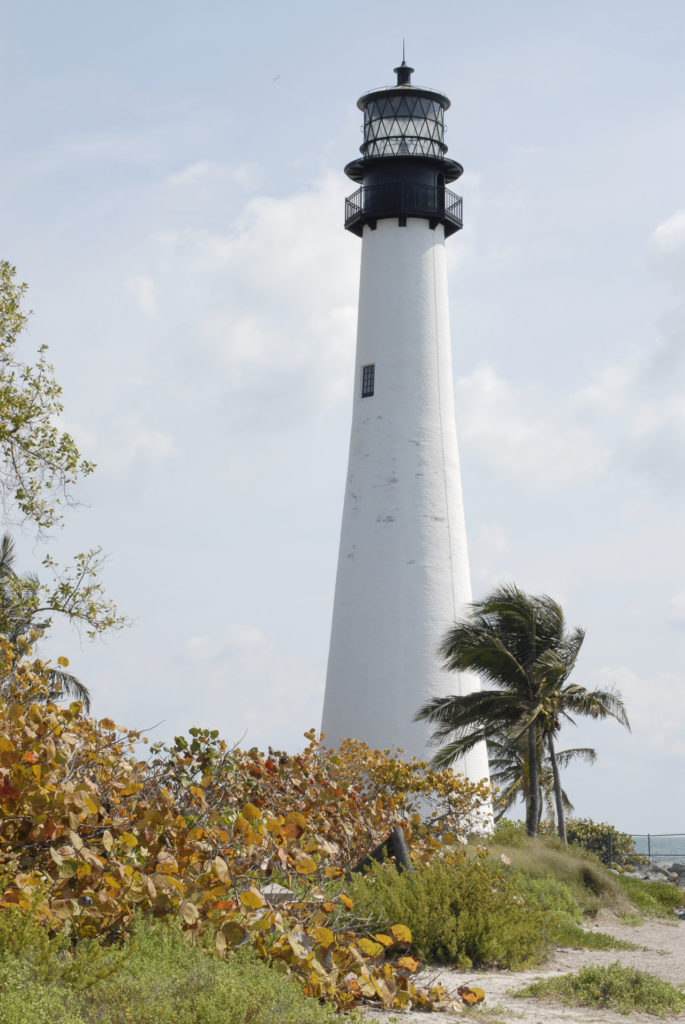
left=362, top=363, right=375, bottom=397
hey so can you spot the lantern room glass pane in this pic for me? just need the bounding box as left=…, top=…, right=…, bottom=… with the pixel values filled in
left=361, top=91, right=447, bottom=158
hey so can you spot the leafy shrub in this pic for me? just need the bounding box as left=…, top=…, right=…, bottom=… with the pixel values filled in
left=514, top=961, right=685, bottom=1017
left=616, top=875, right=685, bottom=917
left=565, top=817, right=642, bottom=867
left=348, top=857, right=553, bottom=970
left=0, top=636, right=491, bottom=1013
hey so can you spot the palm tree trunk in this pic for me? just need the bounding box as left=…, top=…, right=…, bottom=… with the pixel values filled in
left=526, top=722, right=540, bottom=836
left=547, top=732, right=567, bottom=843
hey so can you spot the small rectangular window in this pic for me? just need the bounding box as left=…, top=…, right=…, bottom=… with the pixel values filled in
left=362, top=363, right=375, bottom=398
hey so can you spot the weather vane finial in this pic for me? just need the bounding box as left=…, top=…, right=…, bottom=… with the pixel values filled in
left=394, top=42, right=413, bottom=86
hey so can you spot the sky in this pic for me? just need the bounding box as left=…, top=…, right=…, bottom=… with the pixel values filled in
left=1, top=0, right=684, bottom=835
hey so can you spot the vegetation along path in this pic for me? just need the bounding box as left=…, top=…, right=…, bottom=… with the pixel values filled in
left=361, top=914, right=685, bottom=1023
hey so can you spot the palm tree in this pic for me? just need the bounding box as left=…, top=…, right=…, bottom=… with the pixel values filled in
left=0, top=533, right=91, bottom=710
left=488, top=725, right=596, bottom=826
left=415, top=583, right=630, bottom=838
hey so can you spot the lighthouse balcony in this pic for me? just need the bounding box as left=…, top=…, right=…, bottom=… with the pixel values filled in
left=344, top=183, right=463, bottom=238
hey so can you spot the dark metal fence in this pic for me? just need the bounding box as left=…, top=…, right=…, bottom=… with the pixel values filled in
left=630, top=833, right=685, bottom=864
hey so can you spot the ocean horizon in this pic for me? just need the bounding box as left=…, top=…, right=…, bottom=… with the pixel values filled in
left=632, top=834, right=685, bottom=861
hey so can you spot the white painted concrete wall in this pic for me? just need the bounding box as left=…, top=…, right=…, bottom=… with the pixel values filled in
left=322, top=216, right=490, bottom=787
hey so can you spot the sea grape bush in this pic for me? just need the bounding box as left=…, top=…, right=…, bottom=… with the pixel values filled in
left=564, top=818, right=642, bottom=868
left=0, top=635, right=491, bottom=1012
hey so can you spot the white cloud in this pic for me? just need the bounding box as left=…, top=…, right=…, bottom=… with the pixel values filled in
left=470, top=521, right=512, bottom=590
left=180, top=623, right=324, bottom=749
left=593, top=666, right=685, bottom=757
left=165, top=160, right=256, bottom=189
left=143, top=171, right=358, bottom=424
left=452, top=205, right=685, bottom=497
left=650, top=210, right=685, bottom=292
left=126, top=274, right=157, bottom=317
left=669, top=591, right=685, bottom=626
left=91, top=414, right=177, bottom=476
left=455, top=363, right=611, bottom=490
left=651, top=209, right=685, bottom=256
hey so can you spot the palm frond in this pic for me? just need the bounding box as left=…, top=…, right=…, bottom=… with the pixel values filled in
left=45, top=669, right=91, bottom=713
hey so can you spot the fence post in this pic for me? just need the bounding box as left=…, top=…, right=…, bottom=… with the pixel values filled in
left=608, top=833, right=613, bottom=866
left=647, top=833, right=651, bottom=863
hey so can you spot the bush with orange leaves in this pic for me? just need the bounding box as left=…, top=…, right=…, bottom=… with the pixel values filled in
left=0, top=635, right=491, bottom=1011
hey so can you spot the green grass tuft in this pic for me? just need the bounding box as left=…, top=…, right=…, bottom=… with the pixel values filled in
left=616, top=875, right=685, bottom=918
left=551, top=921, right=640, bottom=951
left=514, top=961, right=685, bottom=1017
left=482, top=836, right=626, bottom=915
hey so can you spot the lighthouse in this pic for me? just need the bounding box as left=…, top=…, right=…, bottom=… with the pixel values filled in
left=321, top=57, right=490, bottom=786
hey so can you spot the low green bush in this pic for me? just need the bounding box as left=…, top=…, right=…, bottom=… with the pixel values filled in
left=81, top=919, right=349, bottom=1024
left=514, top=962, right=685, bottom=1017
left=348, top=857, right=554, bottom=970
left=508, top=873, right=637, bottom=951
left=616, top=875, right=685, bottom=917
left=0, top=913, right=360, bottom=1024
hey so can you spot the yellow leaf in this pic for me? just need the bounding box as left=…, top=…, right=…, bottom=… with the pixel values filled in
left=121, top=833, right=138, bottom=848
left=374, top=933, right=394, bottom=947
left=102, top=830, right=113, bottom=853
left=99, top=718, right=116, bottom=731
left=285, top=811, right=307, bottom=829
left=313, top=926, right=335, bottom=948
left=84, top=795, right=99, bottom=815
left=242, top=802, right=261, bottom=821
left=397, top=956, right=420, bottom=972
left=357, top=937, right=384, bottom=957
left=389, top=924, right=412, bottom=945
left=57, top=656, right=69, bottom=667
left=240, top=890, right=265, bottom=910
left=117, top=782, right=140, bottom=798
left=294, top=855, right=317, bottom=875
left=157, top=856, right=179, bottom=875
left=233, top=816, right=252, bottom=837
left=458, top=984, right=485, bottom=1005
left=324, top=865, right=343, bottom=880
left=339, top=893, right=354, bottom=910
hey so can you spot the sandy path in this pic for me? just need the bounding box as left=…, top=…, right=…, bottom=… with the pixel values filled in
left=361, top=914, right=685, bottom=1022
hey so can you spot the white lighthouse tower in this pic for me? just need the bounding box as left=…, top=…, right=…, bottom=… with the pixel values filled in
left=321, top=57, right=490, bottom=786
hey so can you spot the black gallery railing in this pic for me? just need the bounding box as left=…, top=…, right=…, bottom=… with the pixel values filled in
left=344, top=183, right=463, bottom=235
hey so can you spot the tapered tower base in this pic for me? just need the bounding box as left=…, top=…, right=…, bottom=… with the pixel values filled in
left=322, top=216, right=489, bottom=785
